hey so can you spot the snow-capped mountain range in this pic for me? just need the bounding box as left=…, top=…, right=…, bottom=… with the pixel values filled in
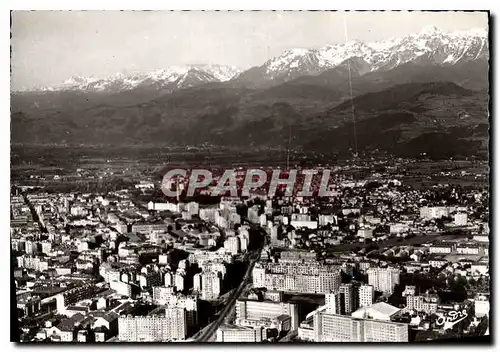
left=237, top=25, right=488, bottom=85
left=38, top=64, right=242, bottom=93
left=29, top=26, right=488, bottom=93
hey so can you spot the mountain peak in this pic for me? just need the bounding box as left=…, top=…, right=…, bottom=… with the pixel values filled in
left=346, top=38, right=364, bottom=45
left=419, top=25, right=443, bottom=36
left=29, top=65, right=242, bottom=93
left=281, top=48, right=312, bottom=57
left=22, top=26, right=488, bottom=93
left=252, top=25, right=488, bottom=85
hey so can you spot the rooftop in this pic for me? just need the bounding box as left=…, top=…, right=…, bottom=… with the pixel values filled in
left=352, top=302, right=401, bottom=319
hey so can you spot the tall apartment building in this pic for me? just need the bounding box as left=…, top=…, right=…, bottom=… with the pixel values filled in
left=358, top=261, right=372, bottom=272
left=280, top=250, right=318, bottom=263
left=358, top=285, right=375, bottom=308
left=164, top=271, right=174, bottom=286
left=239, top=235, right=249, bottom=252
left=317, top=272, right=342, bottom=294
left=270, top=225, right=279, bottom=245
left=199, top=261, right=227, bottom=278
left=174, top=272, right=185, bottom=292
left=216, top=324, right=264, bottom=342
left=188, top=250, right=234, bottom=267
left=362, top=318, right=408, bottom=342
left=201, top=271, right=222, bottom=301
left=325, top=292, right=342, bottom=315
left=255, top=262, right=341, bottom=276
left=224, top=236, right=240, bottom=255
left=260, top=214, right=267, bottom=227
left=318, top=214, right=337, bottom=226
left=406, top=295, right=423, bottom=312
left=41, top=241, right=52, bottom=254
left=131, top=222, right=170, bottom=234
left=25, top=240, right=39, bottom=255
left=186, top=202, right=199, bottom=216
left=262, top=272, right=340, bottom=294
left=17, top=255, right=51, bottom=272
left=405, top=293, right=439, bottom=314
left=152, top=285, right=175, bottom=302
left=193, top=273, right=202, bottom=292
left=138, top=271, right=162, bottom=289
left=312, top=311, right=408, bottom=342
left=252, top=263, right=341, bottom=294
left=110, top=280, right=133, bottom=297
left=118, top=307, right=187, bottom=342
left=252, top=265, right=267, bottom=288
left=236, top=298, right=299, bottom=329
left=339, top=283, right=356, bottom=314
left=152, top=287, right=198, bottom=326
left=367, top=268, right=400, bottom=294
left=199, top=208, right=219, bottom=223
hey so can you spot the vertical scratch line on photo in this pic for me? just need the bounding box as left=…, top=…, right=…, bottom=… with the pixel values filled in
left=343, top=13, right=358, bottom=158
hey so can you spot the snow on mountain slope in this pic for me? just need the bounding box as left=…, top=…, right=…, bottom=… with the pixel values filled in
left=33, top=64, right=242, bottom=93
left=237, top=26, right=488, bottom=84
left=28, top=26, right=487, bottom=93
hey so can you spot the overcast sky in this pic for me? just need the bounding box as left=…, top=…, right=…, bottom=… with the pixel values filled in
left=11, top=11, right=488, bottom=90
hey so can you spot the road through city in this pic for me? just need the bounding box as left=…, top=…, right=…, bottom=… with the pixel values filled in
left=192, top=249, right=261, bottom=342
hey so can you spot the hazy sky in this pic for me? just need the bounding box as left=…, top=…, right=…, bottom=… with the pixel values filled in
left=11, top=11, right=488, bottom=90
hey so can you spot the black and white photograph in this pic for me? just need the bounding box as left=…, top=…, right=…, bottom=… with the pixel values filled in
left=9, top=10, right=491, bottom=344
